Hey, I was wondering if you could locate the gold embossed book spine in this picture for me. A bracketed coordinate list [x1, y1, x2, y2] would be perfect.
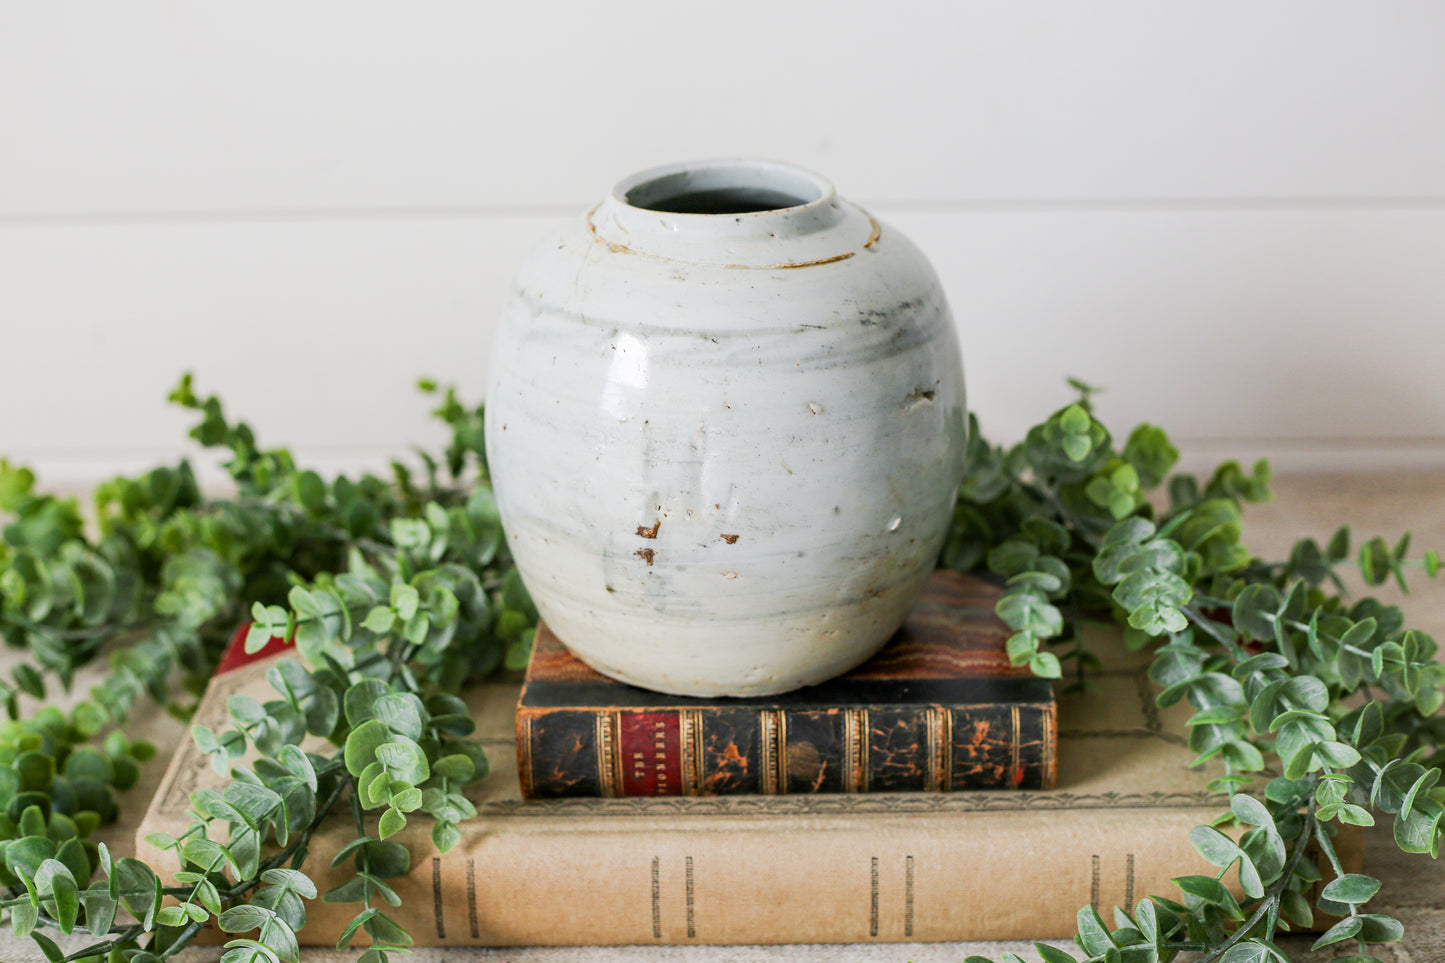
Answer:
[515, 571, 1058, 798]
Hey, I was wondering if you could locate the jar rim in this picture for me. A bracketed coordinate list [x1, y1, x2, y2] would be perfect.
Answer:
[591, 159, 872, 267]
[610, 159, 836, 217]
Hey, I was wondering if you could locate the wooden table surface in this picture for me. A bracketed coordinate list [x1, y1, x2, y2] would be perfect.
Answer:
[3, 474, 1443, 963]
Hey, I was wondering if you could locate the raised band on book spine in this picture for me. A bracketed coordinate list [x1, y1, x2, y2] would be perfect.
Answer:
[760, 710, 782, 795]
[848, 708, 868, 793]
[517, 715, 535, 798]
[929, 705, 949, 792]
[684, 709, 704, 795]
[597, 712, 618, 797]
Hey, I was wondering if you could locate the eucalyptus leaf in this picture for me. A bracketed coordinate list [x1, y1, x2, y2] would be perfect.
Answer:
[1074, 906, 1115, 956]
[10, 897, 37, 939]
[1312, 914, 1364, 949]
[1219, 941, 1281, 963]
[1321, 874, 1381, 906]
[371, 693, 426, 742]
[364, 910, 414, 948]
[218, 903, 277, 933]
[374, 739, 430, 786]
[345, 719, 392, 776]
[82, 885, 118, 937]
[1188, 825, 1240, 868]
[262, 867, 319, 900]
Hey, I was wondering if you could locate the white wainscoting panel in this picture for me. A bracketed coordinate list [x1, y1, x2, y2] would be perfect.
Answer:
[2, 2, 1444, 217]
[3, 206, 1442, 485]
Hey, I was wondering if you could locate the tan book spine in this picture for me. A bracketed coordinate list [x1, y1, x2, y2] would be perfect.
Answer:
[140, 801, 1363, 947]
[363, 811, 1212, 945]
[138, 789, 1255, 945]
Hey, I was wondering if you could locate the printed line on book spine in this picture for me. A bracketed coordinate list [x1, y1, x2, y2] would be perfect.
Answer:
[685, 856, 696, 939]
[1090, 854, 1101, 913]
[869, 856, 880, 937]
[905, 854, 915, 938]
[650, 856, 662, 939]
[466, 858, 480, 939]
[431, 857, 445, 940]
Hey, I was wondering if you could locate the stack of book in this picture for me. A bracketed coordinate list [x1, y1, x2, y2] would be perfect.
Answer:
[136, 572, 1356, 946]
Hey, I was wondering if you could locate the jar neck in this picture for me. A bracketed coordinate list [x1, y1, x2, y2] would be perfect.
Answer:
[588, 159, 876, 268]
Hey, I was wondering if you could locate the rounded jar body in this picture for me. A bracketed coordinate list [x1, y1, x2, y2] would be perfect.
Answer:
[485, 160, 966, 697]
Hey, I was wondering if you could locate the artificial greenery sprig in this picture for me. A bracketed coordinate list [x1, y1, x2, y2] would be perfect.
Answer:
[0, 377, 528, 962]
[0, 379, 1441, 963]
[945, 392, 1443, 963]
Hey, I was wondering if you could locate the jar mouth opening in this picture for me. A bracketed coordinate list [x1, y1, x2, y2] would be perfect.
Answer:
[616, 160, 833, 216]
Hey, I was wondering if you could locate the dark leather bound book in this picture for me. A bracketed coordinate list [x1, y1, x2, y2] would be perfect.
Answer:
[516, 571, 1057, 798]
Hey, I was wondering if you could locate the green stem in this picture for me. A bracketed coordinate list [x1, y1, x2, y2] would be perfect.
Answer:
[1313, 820, 1346, 880]
[198, 496, 397, 560]
[345, 772, 377, 918]
[1183, 604, 1239, 648]
[155, 768, 350, 959]
[49, 759, 352, 962]
[10, 619, 154, 643]
[55, 924, 148, 963]
[219, 766, 350, 902]
[158, 919, 207, 960]
[1191, 793, 1320, 963]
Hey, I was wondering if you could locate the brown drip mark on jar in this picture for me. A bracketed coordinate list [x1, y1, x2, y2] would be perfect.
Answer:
[636, 519, 662, 539]
[863, 216, 882, 248]
[634, 548, 655, 565]
[746, 252, 855, 270]
[745, 217, 878, 268]
[720, 534, 740, 544]
[586, 206, 630, 254]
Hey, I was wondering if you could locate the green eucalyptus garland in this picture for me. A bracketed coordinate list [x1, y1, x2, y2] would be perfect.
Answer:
[0, 377, 1441, 963]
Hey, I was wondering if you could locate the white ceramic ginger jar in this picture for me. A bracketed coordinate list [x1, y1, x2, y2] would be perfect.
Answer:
[485, 159, 965, 697]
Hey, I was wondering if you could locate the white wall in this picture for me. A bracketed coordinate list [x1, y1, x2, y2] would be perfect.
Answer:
[3, 2, 1444, 486]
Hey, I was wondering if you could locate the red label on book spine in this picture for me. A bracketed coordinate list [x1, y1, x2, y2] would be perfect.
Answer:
[618, 712, 682, 796]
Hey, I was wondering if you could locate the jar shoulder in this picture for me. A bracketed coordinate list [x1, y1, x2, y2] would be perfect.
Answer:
[505, 213, 951, 341]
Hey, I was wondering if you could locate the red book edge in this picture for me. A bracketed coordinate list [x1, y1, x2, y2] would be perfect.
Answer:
[215, 622, 295, 676]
